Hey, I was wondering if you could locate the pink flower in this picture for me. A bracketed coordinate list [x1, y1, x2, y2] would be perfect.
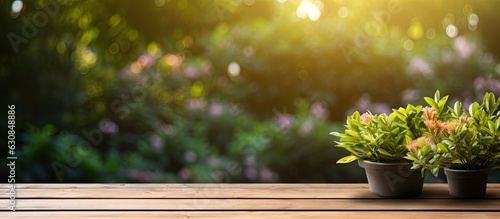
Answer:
[402, 89, 420, 104]
[360, 112, 373, 124]
[347, 94, 391, 116]
[99, 119, 119, 134]
[409, 56, 433, 79]
[178, 167, 192, 181]
[186, 99, 207, 110]
[209, 102, 225, 116]
[182, 65, 199, 79]
[310, 101, 329, 119]
[260, 167, 274, 182]
[275, 114, 295, 129]
[149, 135, 164, 150]
[127, 169, 161, 182]
[453, 36, 476, 60]
[406, 137, 430, 151]
[184, 151, 197, 163]
[299, 119, 314, 137]
[245, 167, 257, 180]
[245, 155, 256, 167]
[422, 107, 438, 121]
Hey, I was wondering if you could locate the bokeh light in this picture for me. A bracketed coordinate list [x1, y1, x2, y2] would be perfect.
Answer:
[338, 7, 348, 18]
[296, 0, 322, 21]
[403, 39, 414, 51]
[11, 0, 23, 13]
[446, 24, 458, 38]
[227, 62, 240, 77]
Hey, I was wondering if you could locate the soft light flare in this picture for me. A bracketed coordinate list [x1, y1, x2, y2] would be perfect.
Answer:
[296, 0, 322, 21]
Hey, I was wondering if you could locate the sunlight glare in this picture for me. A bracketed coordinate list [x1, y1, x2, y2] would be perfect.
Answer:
[296, 0, 322, 21]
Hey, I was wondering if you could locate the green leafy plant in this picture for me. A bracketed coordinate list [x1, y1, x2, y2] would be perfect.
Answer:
[405, 91, 500, 176]
[330, 104, 423, 163]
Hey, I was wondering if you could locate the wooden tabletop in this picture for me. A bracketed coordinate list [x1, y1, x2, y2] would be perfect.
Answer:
[1, 183, 499, 218]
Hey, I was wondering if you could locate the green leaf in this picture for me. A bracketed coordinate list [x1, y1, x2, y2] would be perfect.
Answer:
[431, 167, 439, 176]
[437, 95, 449, 111]
[329, 131, 341, 136]
[453, 101, 462, 117]
[424, 97, 438, 110]
[404, 155, 418, 161]
[488, 120, 496, 133]
[336, 155, 358, 164]
[434, 90, 441, 102]
[437, 143, 449, 152]
[469, 102, 480, 117]
[377, 148, 393, 157]
[345, 130, 360, 137]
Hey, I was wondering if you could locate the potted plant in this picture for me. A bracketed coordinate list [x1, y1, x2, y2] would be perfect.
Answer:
[330, 104, 425, 197]
[405, 91, 500, 198]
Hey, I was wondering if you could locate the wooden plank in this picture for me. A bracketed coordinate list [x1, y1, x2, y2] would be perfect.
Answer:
[1, 211, 500, 219]
[3, 198, 500, 211]
[1, 184, 499, 199]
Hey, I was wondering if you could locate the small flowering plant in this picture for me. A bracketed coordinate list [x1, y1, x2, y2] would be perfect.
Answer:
[331, 104, 424, 163]
[405, 91, 500, 176]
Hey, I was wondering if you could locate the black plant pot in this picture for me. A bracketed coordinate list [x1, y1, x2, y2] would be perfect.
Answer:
[444, 168, 491, 199]
[358, 160, 424, 198]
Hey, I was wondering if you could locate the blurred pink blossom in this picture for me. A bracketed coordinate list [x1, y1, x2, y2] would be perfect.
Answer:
[245, 167, 257, 180]
[409, 56, 433, 79]
[275, 113, 295, 129]
[178, 167, 192, 181]
[184, 151, 197, 163]
[186, 99, 207, 110]
[99, 119, 119, 134]
[245, 155, 256, 167]
[137, 53, 155, 68]
[474, 76, 500, 94]
[310, 101, 329, 119]
[260, 167, 274, 182]
[127, 169, 161, 182]
[182, 65, 199, 79]
[209, 102, 225, 116]
[299, 119, 314, 137]
[453, 36, 476, 60]
[149, 135, 164, 150]
[346, 94, 392, 116]
[402, 89, 420, 104]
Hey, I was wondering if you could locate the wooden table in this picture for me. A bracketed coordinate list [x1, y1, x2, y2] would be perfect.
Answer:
[1, 184, 499, 218]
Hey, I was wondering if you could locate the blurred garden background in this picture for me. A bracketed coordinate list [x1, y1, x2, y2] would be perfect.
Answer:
[1, 0, 500, 182]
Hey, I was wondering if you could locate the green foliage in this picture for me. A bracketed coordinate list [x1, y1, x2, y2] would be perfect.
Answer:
[331, 104, 423, 163]
[406, 91, 500, 176]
